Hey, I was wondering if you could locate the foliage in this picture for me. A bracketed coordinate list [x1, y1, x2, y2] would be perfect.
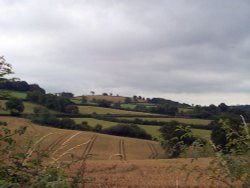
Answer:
[0, 121, 89, 187]
[210, 115, 248, 154]
[185, 116, 250, 187]
[27, 91, 78, 113]
[102, 124, 152, 140]
[5, 97, 24, 116]
[0, 56, 13, 79]
[96, 99, 112, 108]
[65, 104, 79, 114]
[150, 104, 178, 116]
[159, 121, 196, 158]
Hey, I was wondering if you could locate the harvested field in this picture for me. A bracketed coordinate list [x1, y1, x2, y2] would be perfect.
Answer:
[0, 117, 164, 160]
[69, 158, 227, 188]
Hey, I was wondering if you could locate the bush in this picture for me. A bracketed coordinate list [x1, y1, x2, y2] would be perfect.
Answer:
[0, 120, 89, 187]
[159, 121, 196, 158]
[102, 124, 152, 140]
[5, 97, 24, 116]
[210, 115, 248, 153]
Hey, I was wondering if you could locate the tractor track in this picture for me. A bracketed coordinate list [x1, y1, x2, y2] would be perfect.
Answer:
[81, 135, 98, 159]
[118, 139, 127, 161]
[147, 143, 158, 159]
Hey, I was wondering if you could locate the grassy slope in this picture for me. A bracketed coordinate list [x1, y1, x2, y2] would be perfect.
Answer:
[0, 89, 27, 99]
[71, 118, 211, 139]
[117, 117, 212, 125]
[1, 117, 164, 160]
[77, 105, 152, 115]
[0, 100, 57, 114]
[0, 119, 219, 187]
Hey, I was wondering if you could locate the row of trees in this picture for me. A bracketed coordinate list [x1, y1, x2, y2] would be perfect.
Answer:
[0, 78, 45, 94]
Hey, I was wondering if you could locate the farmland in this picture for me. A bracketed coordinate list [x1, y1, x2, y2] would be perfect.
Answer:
[77, 105, 153, 115]
[0, 89, 27, 99]
[116, 117, 212, 125]
[1, 116, 224, 187]
[70, 118, 211, 139]
[1, 117, 165, 160]
[0, 100, 57, 114]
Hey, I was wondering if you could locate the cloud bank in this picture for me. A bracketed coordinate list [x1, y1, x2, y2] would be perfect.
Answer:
[1, 0, 250, 105]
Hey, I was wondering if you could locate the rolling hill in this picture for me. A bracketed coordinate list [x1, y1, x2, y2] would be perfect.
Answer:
[1, 117, 165, 160]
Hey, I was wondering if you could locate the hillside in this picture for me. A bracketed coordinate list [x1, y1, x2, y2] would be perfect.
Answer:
[1, 117, 165, 160]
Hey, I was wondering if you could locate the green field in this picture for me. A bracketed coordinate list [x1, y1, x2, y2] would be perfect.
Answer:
[116, 117, 211, 125]
[71, 118, 117, 128]
[70, 118, 210, 140]
[77, 105, 152, 115]
[120, 103, 156, 110]
[192, 129, 211, 139]
[0, 100, 57, 114]
[120, 103, 136, 109]
[0, 90, 27, 99]
[178, 107, 194, 113]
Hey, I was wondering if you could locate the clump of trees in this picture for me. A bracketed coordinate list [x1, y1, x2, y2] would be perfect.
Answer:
[0, 78, 45, 94]
[159, 121, 197, 158]
[26, 91, 79, 114]
[5, 97, 24, 116]
[210, 115, 249, 154]
[31, 107, 87, 131]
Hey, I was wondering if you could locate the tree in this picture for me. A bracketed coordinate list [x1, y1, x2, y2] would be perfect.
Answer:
[0, 56, 13, 79]
[159, 121, 196, 158]
[81, 95, 87, 103]
[218, 103, 229, 112]
[124, 97, 132, 103]
[102, 124, 152, 140]
[5, 97, 24, 116]
[65, 105, 79, 114]
[97, 99, 112, 107]
[211, 115, 248, 153]
[58, 92, 74, 98]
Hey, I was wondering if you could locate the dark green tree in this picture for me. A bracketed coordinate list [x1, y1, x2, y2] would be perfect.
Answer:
[5, 97, 24, 116]
[159, 121, 196, 158]
[211, 115, 248, 154]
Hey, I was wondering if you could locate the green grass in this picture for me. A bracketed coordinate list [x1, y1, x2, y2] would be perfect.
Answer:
[137, 125, 161, 138]
[192, 129, 211, 139]
[178, 107, 194, 113]
[0, 90, 27, 99]
[71, 118, 161, 138]
[77, 105, 152, 115]
[120, 103, 137, 109]
[0, 100, 57, 114]
[116, 117, 211, 125]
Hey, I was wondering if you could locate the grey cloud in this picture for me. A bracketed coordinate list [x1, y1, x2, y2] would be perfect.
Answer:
[1, 0, 250, 105]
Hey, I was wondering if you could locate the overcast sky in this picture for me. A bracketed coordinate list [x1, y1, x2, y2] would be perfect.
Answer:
[1, 0, 250, 105]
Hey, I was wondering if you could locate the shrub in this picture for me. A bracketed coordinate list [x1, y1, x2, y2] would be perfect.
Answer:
[102, 124, 152, 140]
[5, 97, 24, 116]
[0, 121, 89, 187]
[159, 121, 196, 158]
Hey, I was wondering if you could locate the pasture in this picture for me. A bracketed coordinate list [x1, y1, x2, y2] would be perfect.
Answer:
[71, 118, 211, 139]
[116, 117, 212, 125]
[0, 100, 57, 114]
[77, 105, 152, 115]
[0, 89, 27, 99]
